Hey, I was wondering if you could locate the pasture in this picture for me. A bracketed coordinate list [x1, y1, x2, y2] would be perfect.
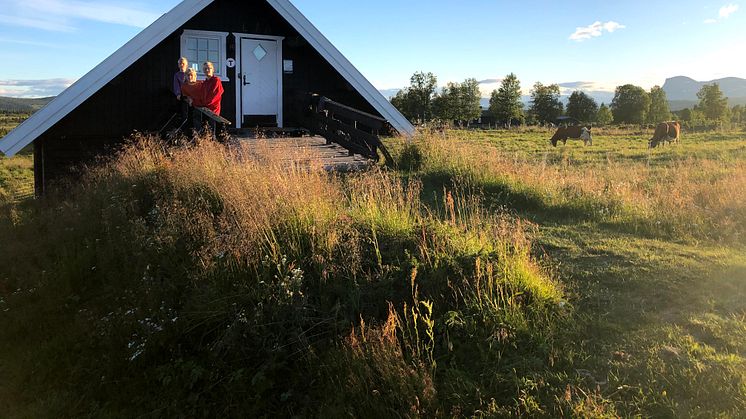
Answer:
[0, 114, 33, 203]
[0, 127, 745, 417]
[410, 127, 746, 415]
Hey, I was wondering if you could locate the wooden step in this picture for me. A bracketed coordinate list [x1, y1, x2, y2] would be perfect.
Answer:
[233, 135, 372, 172]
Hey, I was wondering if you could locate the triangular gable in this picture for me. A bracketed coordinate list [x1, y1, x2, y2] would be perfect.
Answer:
[0, 0, 213, 157]
[0, 0, 414, 158]
[266, 0, 414, 137]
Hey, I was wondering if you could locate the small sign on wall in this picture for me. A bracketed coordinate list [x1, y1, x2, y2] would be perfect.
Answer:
[226, 58, 236, 68]
[283, 60, 294, 74]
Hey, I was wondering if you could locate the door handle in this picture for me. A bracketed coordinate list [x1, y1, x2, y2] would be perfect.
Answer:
[243, 74, 251, 86]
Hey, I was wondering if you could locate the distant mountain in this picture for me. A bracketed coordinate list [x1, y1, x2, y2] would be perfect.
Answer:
[663, 76, 746, 110]
[0, 96, 55, 113]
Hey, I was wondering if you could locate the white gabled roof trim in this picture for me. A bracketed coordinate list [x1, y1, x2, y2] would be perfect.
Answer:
[266, 0, 414, 137]
[0, 0, 214, 157]
[0, 0, 413, 157]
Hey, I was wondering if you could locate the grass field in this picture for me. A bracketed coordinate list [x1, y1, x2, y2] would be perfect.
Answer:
[0, 113, 33, 203]
[0, 127, 744, 417]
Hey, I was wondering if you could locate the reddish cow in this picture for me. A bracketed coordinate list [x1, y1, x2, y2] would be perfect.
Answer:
[550, 126, 592, 146]
[649, 121, 681, 148]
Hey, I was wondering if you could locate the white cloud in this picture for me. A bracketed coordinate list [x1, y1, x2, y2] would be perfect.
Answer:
[0, 0, 162, 32]
[569, 21, 626, 41]
[0, 14, 75, 32]
[704, 3, 739, 24]
[719, 3, 739, 18]
[602, 21, 625, 32]
[557, 81, 617, 92]
[0, 78, 76, 98]
[0, 37, 70, 48]
[23, 0, 161, 28]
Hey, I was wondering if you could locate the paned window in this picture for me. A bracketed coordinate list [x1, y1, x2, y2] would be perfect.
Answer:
[180, 30, 229, 81]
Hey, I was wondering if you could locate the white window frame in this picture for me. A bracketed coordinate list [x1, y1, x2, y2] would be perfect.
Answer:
[180, 30, 229, 82]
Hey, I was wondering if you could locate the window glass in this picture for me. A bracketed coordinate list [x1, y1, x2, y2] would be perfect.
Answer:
[181, 32, 227, 78]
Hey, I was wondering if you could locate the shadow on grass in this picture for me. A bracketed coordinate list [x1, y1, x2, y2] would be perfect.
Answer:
[420, 170, 605, 224]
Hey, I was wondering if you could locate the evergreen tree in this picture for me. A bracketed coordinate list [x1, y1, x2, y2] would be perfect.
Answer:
[566, 91, 598, 123]
[489, 73, 523, 128]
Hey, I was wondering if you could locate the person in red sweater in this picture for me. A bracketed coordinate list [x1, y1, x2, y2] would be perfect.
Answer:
[180, 68, 204, 107]
[201, 61, 224, 115]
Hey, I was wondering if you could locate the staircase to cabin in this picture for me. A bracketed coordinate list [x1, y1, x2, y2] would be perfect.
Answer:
[230, 95, 393, 171]
[300, 95, 393, 165]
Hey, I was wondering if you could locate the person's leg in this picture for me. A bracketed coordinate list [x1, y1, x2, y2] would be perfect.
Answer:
[192, 109, 203, 141]
[179, 98, 189, 122]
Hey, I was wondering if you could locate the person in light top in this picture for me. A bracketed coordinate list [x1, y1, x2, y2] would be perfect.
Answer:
[173, 57, 188, 99]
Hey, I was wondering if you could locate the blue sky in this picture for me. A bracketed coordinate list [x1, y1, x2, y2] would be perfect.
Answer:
[0, 0, 744, 98]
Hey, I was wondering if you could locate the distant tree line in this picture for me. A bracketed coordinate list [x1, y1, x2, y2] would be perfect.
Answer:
[390, 72, 482, 126]
[390, 71, 738, 129]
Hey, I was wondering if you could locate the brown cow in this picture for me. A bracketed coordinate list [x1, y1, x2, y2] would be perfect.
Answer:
[649, 121, 680, 148]
[550, 126, 592, 146]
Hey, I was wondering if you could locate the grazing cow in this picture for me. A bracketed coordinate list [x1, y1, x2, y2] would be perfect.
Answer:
[550, 126, 592, 146]
[649, 121, 681, 148]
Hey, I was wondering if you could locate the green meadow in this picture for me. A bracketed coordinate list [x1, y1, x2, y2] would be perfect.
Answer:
[1, 127, 744, 417]
[0, 114, 33, 203]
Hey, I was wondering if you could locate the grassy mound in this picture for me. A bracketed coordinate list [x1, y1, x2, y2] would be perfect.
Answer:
[3, 128, 744, 417]
[0, 135, 567, 416]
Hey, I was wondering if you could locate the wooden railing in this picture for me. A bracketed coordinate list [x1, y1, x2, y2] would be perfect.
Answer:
[303, 95, 393, 165]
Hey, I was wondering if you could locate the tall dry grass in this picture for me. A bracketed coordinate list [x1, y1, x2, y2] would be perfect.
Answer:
[416, 131, 746, 242]
[1, 133, 566, 416]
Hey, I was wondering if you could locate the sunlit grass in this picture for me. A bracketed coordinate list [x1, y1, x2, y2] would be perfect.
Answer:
[403, 128, 746, 242]
[1, 126, 744, 416]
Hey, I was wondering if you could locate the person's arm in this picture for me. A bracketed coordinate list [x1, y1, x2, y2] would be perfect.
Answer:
[173, 73, 182, 99]
[203, 78, 224, 114]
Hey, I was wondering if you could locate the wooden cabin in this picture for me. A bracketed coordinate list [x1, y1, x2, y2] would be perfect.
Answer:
[0, 0, 414, 193]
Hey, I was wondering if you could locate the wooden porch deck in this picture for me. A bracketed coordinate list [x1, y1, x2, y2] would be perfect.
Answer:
[233, 134, 373, 172]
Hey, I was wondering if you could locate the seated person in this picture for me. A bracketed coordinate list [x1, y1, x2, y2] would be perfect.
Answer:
[200, 61, 224, 115]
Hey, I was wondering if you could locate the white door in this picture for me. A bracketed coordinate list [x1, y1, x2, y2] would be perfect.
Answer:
[240, 37, 281, 124]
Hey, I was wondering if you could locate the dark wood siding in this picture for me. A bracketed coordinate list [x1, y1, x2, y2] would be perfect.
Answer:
[35, 0, 382, 189]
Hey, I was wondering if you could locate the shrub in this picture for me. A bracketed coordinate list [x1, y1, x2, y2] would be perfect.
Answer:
[397, 141, 425, 171]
